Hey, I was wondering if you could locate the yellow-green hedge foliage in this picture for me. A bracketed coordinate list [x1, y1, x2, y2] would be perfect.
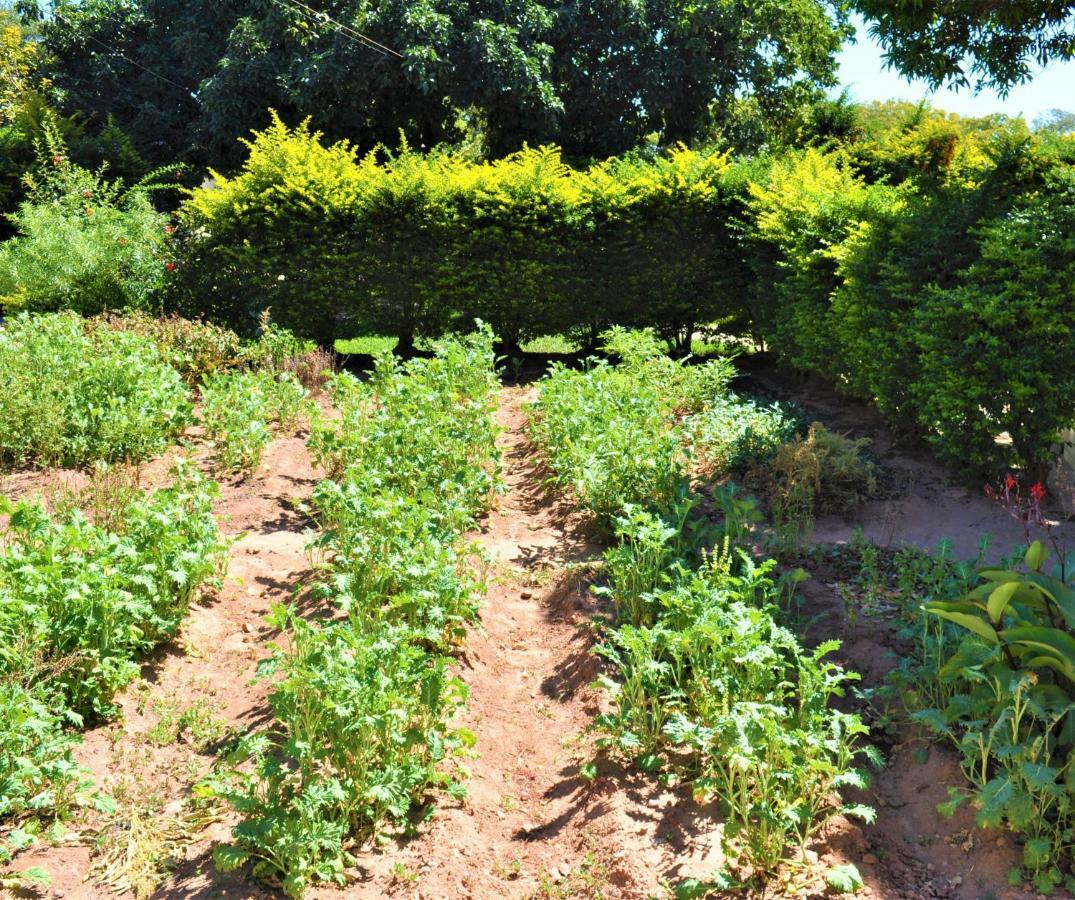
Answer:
[173, 114, 751, 348]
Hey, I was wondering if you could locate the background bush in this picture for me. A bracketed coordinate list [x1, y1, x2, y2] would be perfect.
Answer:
[160, 104, 1075, 477]
[0, 143, 173, 315]
[746, 111, 1075, 476]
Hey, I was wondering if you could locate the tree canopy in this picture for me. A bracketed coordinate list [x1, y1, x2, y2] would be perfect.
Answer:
[29, 0, 852, 166]
[852, 1, 1075, 92]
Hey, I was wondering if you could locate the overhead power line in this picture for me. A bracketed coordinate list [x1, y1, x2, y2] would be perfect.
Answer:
[270, 0, 403, 58]
[55, 13, 197, 95]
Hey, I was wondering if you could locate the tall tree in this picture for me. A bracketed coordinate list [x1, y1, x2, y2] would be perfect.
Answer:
[33, 0, 852, 166]
[853, 1, 1075, 92]
[550, 0, 852, 159]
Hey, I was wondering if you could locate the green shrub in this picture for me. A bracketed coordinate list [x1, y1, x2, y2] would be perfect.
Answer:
[0, 143, 173, 315]
[0, 312, 192, 467]
[747, 124, 1075, 477]
[910, 162, 1075, 473]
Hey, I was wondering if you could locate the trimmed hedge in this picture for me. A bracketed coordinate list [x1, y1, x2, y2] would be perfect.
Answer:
[173, 116, 753, 350]
[173, 107, 1075, 477]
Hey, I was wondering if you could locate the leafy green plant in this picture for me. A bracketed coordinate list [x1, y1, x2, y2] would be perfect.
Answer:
[592, 525, 877, 881]
[530, 354, 688, 529]
[0, 462, 225, 861]
[886, 475, 1075, 893]
[0, 681, 88, 863]
[200, 370, 308, 476]
[309, 325, 501, 530]
[0, 312, 192, 468]
[210, 611, 472, 897]
[531, 339, 877, 886]
[0, 462, 226, 719]
[209, 326, 499, 896]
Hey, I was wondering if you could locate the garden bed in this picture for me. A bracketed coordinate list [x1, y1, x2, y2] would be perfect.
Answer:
[4, 342, 1075, 900]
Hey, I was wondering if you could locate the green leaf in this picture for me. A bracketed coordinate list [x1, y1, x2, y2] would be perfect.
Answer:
[841, 803, 876, 824]
[937, 786, 965, 818]
[925, 603, 998, 644]
[1026, 541, 1049, 571]
[1002, 626, 1075, 681]
[213, 843, 249, 873]
[979, 568, 1021, 583]
[977, 777, 1016, 829]
[1024, 837, 1052, 868]
[825, 864, 865, 893]
[19, 867, 51, 887]
[987, 581, 1020, 623]
[673, 872, 735, 898]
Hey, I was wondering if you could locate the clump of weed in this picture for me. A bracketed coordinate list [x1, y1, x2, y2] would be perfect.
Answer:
[86, 311, 244, 385]
[751, 423, 876, 550]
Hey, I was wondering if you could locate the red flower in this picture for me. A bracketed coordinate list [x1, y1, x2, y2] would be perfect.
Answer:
[82, 189, 92, 198]
[1031, 482, 1047, 503]
[1005, 473, 1018, 491]
[51, 154, 62, 166]
[165, 262, 176, 272]
[163, 225, 175, 235]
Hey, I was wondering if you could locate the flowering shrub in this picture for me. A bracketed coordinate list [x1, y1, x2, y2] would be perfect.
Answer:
[0, 138, 174, 315]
